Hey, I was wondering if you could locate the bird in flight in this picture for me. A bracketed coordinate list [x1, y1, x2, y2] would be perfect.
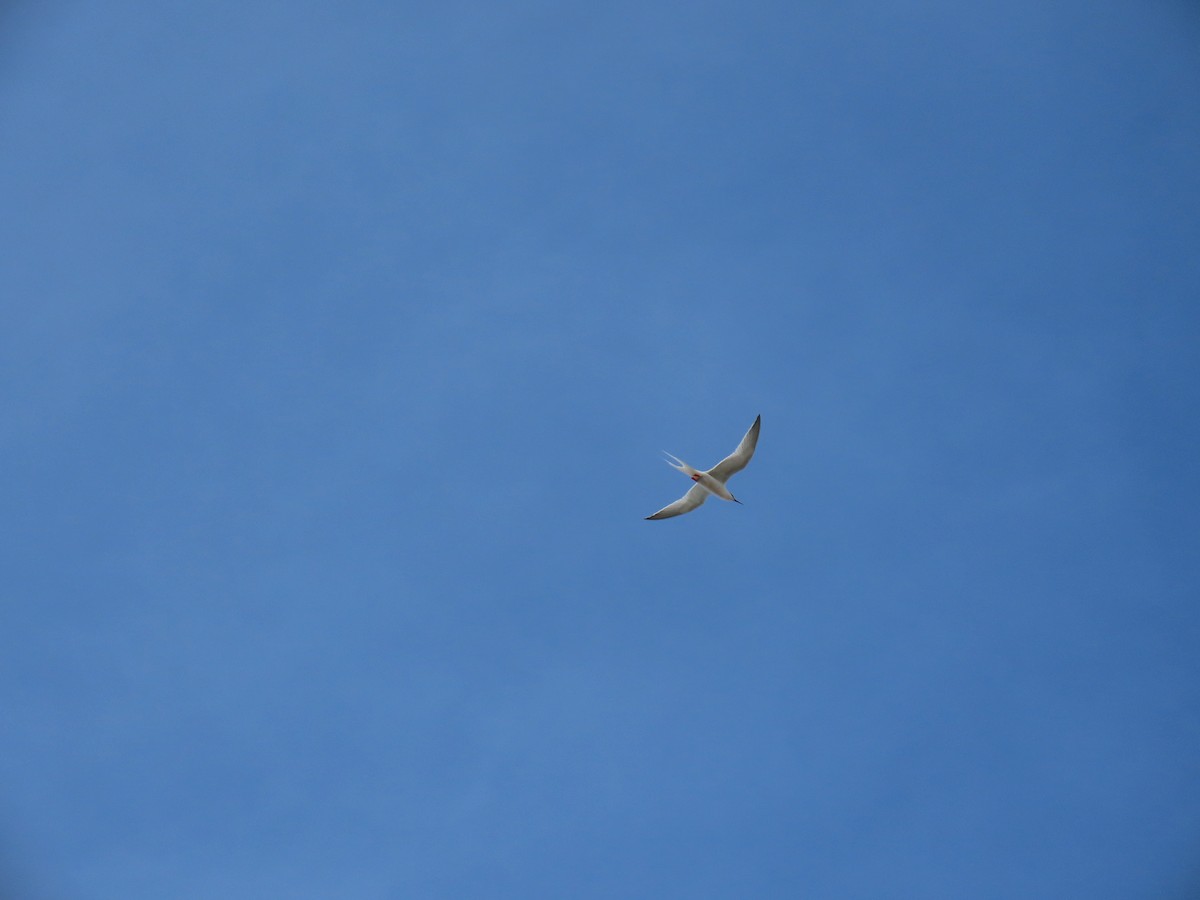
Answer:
[645, 415, 761, 520]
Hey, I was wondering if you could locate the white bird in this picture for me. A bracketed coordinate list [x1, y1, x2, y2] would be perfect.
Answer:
[645, 415, 761, 520]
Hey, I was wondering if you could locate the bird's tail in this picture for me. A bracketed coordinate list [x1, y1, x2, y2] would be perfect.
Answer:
[663, 452, 701, 478]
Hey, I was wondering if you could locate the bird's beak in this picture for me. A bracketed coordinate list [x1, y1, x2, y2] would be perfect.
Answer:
[733, 497, 743, 505]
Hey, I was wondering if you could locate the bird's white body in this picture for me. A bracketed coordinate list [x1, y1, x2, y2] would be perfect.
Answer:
[645, 415, 761, 520]
[662, 454, 737, 501]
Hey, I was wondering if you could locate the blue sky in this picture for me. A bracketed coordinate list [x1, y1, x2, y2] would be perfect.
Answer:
[2, 2, 1199, 897]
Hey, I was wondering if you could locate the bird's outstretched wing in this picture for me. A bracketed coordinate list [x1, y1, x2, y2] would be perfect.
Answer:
[707, 415, 761, 483]
[645, 483, 709, 520]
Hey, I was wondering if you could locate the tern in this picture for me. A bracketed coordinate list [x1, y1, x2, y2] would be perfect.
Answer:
[645, 415, 761, 520]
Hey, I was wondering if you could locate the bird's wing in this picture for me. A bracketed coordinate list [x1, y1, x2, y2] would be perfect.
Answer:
[645, 483, 709, 520]
[707, 415, 761, 483]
